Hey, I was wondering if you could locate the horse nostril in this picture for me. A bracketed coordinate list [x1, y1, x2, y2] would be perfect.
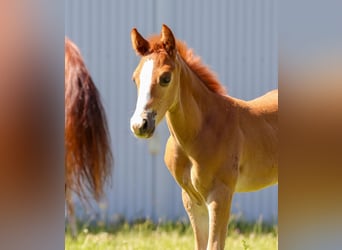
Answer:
[141, 118, 148, 131]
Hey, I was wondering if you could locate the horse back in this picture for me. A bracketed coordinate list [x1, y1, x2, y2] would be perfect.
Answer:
[246, 89, 278, 129]
[248, 89, 278, 114]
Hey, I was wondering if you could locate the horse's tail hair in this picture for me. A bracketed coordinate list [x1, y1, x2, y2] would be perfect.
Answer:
[65, 37, 112, 201]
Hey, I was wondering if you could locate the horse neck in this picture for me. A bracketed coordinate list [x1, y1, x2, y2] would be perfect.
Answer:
[165, 56, 226, 146]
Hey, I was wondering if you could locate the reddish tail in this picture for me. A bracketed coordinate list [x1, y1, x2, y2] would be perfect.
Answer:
[65, 38, 112, 201]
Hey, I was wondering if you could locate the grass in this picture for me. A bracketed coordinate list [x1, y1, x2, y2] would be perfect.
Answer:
[65, 218, 278, 250]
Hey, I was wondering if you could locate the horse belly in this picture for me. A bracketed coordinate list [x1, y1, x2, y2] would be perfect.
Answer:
[234, 162, 278, 192]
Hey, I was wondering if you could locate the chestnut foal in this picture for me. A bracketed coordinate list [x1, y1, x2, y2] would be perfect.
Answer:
[130, 25, 278, 250]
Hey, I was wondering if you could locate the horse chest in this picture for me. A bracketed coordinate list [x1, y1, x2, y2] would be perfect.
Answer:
[172, 160, 211, 204]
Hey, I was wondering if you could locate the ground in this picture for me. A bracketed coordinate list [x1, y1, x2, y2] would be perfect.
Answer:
[65, 219, 278, 250]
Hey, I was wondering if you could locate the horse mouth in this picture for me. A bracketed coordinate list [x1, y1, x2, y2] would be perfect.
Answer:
[133, 125, 155, 139]
[138, 127, 155, 138]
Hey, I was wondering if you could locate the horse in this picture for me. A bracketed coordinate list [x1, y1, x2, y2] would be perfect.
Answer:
[129, 25, 278, 250]
[65, 37, 112, 237]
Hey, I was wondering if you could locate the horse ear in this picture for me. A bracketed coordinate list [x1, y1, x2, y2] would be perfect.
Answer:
[131, 28, 150, 56]
[160, 24, 176, 56]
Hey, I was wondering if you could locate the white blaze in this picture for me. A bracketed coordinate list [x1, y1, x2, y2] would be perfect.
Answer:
[130, 59, 154, 131]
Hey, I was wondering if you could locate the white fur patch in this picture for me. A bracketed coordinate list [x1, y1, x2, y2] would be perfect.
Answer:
[130, 59, 154, 130]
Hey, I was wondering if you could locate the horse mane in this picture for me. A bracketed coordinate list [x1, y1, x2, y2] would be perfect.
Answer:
[65, 37, 112, 201]
[147, 35, 227, 95]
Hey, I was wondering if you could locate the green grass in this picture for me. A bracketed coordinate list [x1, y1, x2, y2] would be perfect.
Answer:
[65, 219, 278, 250]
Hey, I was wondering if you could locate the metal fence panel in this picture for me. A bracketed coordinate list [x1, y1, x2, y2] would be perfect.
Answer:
[65, 0, 278, 223]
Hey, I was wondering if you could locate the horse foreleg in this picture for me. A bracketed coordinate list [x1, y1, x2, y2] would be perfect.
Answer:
[206, 184, 233, 250]
[182, 189, 209, 250]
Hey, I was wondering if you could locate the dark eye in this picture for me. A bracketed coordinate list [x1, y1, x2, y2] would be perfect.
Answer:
[159, 72, 171, 86]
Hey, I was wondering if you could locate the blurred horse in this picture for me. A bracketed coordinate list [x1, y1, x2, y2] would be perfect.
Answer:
[130, 25, 278, 250]
[65, 38, 112, 237]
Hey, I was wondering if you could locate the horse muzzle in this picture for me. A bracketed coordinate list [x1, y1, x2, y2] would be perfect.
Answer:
[130, 111, 156, 138]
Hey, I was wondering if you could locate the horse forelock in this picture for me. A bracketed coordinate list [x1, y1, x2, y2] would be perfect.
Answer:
[146, 35, 227, 96]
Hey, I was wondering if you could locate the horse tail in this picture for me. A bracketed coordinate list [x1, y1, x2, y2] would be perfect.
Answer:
[65, 37, 112, 201]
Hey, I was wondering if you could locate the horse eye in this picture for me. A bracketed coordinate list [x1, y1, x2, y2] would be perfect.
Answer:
[159, 72, 171, 86]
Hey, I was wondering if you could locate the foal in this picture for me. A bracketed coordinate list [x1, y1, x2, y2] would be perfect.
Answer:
[130, 25, 278, 250]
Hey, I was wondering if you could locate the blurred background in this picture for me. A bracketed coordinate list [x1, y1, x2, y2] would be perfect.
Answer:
[65, 0, 278, 224]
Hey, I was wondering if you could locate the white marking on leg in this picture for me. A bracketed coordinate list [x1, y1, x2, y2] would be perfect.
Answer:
[130, 59, 154, 131]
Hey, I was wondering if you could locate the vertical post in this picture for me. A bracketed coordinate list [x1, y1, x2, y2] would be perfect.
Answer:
[148, 131, 161, 222]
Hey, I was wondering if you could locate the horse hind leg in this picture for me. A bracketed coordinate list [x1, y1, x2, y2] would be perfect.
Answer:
[182, 189, 209, 250]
